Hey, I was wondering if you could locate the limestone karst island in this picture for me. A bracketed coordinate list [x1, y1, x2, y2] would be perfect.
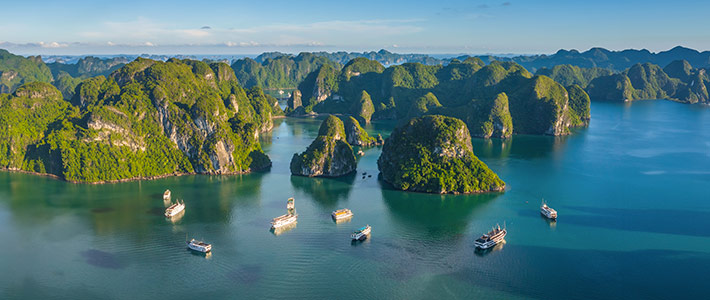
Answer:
[1, 1, 709, 299]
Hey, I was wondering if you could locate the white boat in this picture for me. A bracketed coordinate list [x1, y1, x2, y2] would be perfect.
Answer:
[474, 224, 507, 250]
[163, 189, 171, 200]
[271, 213, 298, 229]
[332, 208, 353, 221]
[186, 238, 212, 253]
[351, 225, 371, 241]
[164, 201, 185, 217]
[540, 200, 557, 220]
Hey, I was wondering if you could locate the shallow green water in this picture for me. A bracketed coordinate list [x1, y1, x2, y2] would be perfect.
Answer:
[1, 101, 709, 299]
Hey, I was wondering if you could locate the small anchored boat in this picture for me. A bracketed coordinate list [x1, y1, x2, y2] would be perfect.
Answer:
[163, 189, 171, 200]
[271, 213, 298, 229]
[186, 238, 212, 253]
[332, 208, 353, 222]
[351, 225, 371, 241]
[540, 199, 558, 220]
[164, 200, 185, 217]
[474, 224, 507, 250]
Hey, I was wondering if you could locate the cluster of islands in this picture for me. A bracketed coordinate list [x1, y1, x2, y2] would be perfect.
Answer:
[0, 46, 708, 194]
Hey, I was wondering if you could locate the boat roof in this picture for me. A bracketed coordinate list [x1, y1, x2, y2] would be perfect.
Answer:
[272, 214, 297, 221]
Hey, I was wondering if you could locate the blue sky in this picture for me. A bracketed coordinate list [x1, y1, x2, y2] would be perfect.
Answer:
[1, 0, 709, 55]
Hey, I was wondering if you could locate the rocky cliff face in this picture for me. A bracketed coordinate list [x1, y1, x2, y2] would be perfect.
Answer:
[287, 89, 302, 110]
[0, 58, 278, 183]
[377, 115, 505, 194]
[343, 116, 382, 146]
[585, 61, 710, 104]
[468, 92, 513, 139]
[290, 115, 357, 177]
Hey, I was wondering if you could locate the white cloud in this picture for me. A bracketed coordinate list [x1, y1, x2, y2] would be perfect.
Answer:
[39, 41, 68, 48]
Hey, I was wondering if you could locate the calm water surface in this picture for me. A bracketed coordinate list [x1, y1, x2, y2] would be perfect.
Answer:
[1, 101, 709, 299]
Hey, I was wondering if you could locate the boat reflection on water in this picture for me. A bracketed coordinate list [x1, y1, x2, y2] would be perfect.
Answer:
[188, 248, 213, 259]
[270, 222, 297, 236]
[541, 214, 557, 228]
[166, 209, 185, 223]
[351, 235, 371, 246]
[474, 240, 505, 257]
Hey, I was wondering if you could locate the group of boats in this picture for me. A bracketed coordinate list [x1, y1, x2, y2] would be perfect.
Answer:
[163, 189, 212, 253]
[164, 188, 557, 253]
[166, 193, 371, 254]
[269, 198, 371, 241]
[474, 199, 558, 250]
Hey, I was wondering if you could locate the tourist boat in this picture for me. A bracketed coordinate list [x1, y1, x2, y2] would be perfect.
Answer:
[332, 208, 353, 221]
[474, 224, 507, 250]
[351, 225, 371, 241]
[164, 200, 185, 217]
[186, 238, 212, 253]
[163, 189, 171, 200]
[271, 213, 298, 230]
[540, 199, 558, 220]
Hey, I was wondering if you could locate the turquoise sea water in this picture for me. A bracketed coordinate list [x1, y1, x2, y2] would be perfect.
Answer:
[1, 100, 709, 299]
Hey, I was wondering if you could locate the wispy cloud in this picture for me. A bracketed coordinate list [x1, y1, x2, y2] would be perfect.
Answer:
[74, 17, 424, 47]
[502, 2, 512, 6]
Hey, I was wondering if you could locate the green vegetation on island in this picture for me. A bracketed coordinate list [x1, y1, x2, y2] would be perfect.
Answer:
[342, 116, 381, 147]
[0, 57, 281, 182]
[0, 49, 53, 93]
[289, 58, 589, 137]
[377, 115, 505, 194]
[231, 53, 341, 90]
[586, 61, 709, 103]
[290, 115, 357, 177]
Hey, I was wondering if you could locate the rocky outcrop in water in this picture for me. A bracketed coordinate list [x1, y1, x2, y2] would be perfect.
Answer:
[290, 115, 357, 177]
[343, 116, 382, 147]
[0, 58, 280, 182]
[377, 115, 505, 194]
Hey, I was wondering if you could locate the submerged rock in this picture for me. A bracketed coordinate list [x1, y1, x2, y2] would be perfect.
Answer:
[290, 115, 357, 177]
[377, 115, 505, 194]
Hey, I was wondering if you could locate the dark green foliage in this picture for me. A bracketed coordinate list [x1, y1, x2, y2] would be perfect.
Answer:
[53, 72, 83, 99]
[585, 61, 709, 103]
[342, 116, 377, 146]
[298, 64, 340, 110]
[0, 49, 53, 93]
[566, 84, 591, 126]
[350, 90, 375, 123]
[377, 115, 505, 194]
[624, 63, 678, 99]
[0, 83, 68, 169]
[341, 57, 385, 81]
[663, 60, 693, 82]
[299, 58, 586, 136]
[47, 56, 127, 79]
[586, 73, 635, 101]
[290, 115, 356, 177]
[505, 75, 571, 135]
[232, 53, 341, 90]
[317, 115, 346, 138]
[0, 58, 275, 182]
[466, 93, 513, 138]
[536, 64, 613, 87]
[482, 46, 710, 72]
[406, 92, 441, 119]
